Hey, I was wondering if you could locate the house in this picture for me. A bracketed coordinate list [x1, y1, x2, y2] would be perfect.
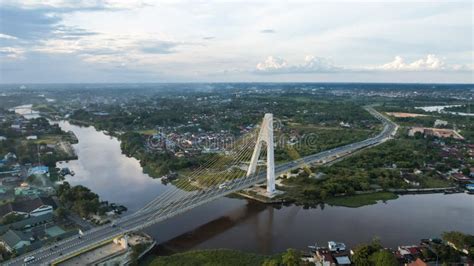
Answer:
[313, 247, 336, 266]
[434, 119, 448, 127]
[398, 245, 421, 262]
[0, 197, 56, 218]
[10, 124, 20, 130]
[14, 185, 41, 197]
[28, 166, 49, 177]
[0, 229, 32, 252]
[26, 135, 37, 140]
[3, 152, 16, 161]
[0, 136, 6, 141]
[333, 255, 351, 265]
[408, 258, 429, 266]
[328, 241, 346, 252]
[466, 184, 474, 194]
[0, 213, 53, 235]
[404, 178, 420, 187]
[450, 173, 470, 183]
[339, 122, 351, 128]
[402, 172, 421, 187]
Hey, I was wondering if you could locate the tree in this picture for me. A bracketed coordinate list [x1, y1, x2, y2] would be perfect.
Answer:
[352, 245, 372, 266]
[352, 239, 382, 266]
[282, 248, 301, 266]
[370, 250, 398, 266]
[442, 231, 474, 250]
[0, 213, 25, 225]
[54, 207, 68, 219]
[262, 258, 279, 266]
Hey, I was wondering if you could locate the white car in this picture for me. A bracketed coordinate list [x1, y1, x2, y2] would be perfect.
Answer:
[219, 183, 229, 189]
[24, 256, 35, 263]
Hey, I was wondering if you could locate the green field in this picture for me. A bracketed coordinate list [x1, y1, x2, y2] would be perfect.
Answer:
[144, 249, 276, 266]
[325, 192, 398, 208]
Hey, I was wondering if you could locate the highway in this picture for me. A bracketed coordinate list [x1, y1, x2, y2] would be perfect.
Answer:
[5, 106, 397, 266]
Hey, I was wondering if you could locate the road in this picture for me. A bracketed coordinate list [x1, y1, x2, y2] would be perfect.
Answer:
[5, 107, 397, 266]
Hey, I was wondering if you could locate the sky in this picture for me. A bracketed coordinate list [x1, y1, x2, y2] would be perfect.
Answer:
[0, 0, 473, 84]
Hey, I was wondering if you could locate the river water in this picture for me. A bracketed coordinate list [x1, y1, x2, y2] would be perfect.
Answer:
[55, 121, 474, 253]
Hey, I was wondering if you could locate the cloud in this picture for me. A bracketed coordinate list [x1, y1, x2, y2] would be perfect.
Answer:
[376, 54, 444, 71]
[0, 5, 179, 63]
[256, 56, 288, 71]
[0, 33, 18, 40]
[254, 54, 472, 75]
[0, 47, 25, 59]
[1, 0, 151, 11]
[139, 40, 180, 54]
[202, 36, 215, 40]
[54, 26, 98, 40]
[371, 54, 472, 72]
[0, 7, 62, 41]
[255, 55, 340, 74]
[260, 29, 275, 34]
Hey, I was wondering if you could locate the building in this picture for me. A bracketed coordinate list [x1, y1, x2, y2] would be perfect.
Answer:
[313, 247, 336, 266]
[333, 255, 351, 265]
[0, 229, 32, 252]
[0, 213, 53, 235]
[408, 127, 464, 140]
[26, 135, 37, 140]
[467, 184, 474, 194]
[408, 258, 429, 266]
[3, 152, 17, 162]
[0, 136, 6, 141]
[402, 172, 421, 187]
[434, 119, 448, 127]
[0, 197, 56, 218]
[398, 245, 421, 263]
[28, 166, 49, 177]
[450, 173, 470, 183]
[328, 241, 346, 252]
[14, 186, 42, 197]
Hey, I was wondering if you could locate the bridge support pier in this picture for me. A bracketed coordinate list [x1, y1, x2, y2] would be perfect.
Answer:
[247, 113, 276, 197]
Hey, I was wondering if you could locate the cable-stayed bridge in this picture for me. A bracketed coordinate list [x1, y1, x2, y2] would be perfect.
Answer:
[6, 106, 397, 265]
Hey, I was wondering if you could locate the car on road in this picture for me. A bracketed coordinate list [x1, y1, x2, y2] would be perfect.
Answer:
[23, 256, 35, 263]
[219, 183, 229, 189]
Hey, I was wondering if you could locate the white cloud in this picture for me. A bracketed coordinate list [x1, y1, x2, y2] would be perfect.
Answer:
[255, 54, 472, 75]
[0, 33, 18, 40]
[1, 1, 472, 83]
[376, 54, 445, 71]
[2, 0, 152, 10]
[256, 55, 339, 74]
[256, 56, 288, 71]
[0, 47, 25, 59]
[371, 54, 473, 72]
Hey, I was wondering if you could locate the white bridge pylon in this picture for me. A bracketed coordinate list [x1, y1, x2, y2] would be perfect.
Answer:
[246, 113, 276, 196]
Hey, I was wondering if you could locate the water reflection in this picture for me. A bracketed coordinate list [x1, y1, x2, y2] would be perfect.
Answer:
[55, 121, 168, 212]
[146, 193, 474, 254]
[55, 120, 474, 254]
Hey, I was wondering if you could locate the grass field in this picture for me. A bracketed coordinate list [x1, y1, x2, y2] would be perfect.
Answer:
[420, 177, 453, 188]
[144, 249, 277, 266]
[325, 192, 398, 208]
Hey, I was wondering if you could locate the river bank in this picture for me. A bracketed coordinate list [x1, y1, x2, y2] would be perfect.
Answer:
[50, 120, 473, 255]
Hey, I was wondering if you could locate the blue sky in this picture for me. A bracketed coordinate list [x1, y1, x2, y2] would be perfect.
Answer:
[0, 0, 472, 83]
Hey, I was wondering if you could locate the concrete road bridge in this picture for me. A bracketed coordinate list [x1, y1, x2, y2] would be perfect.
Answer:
[5, 106, 398, 265]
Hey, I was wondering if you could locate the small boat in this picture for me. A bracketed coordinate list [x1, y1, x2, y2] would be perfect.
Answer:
[444, 189, 456, 194]
[308, 243, 318, 251]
